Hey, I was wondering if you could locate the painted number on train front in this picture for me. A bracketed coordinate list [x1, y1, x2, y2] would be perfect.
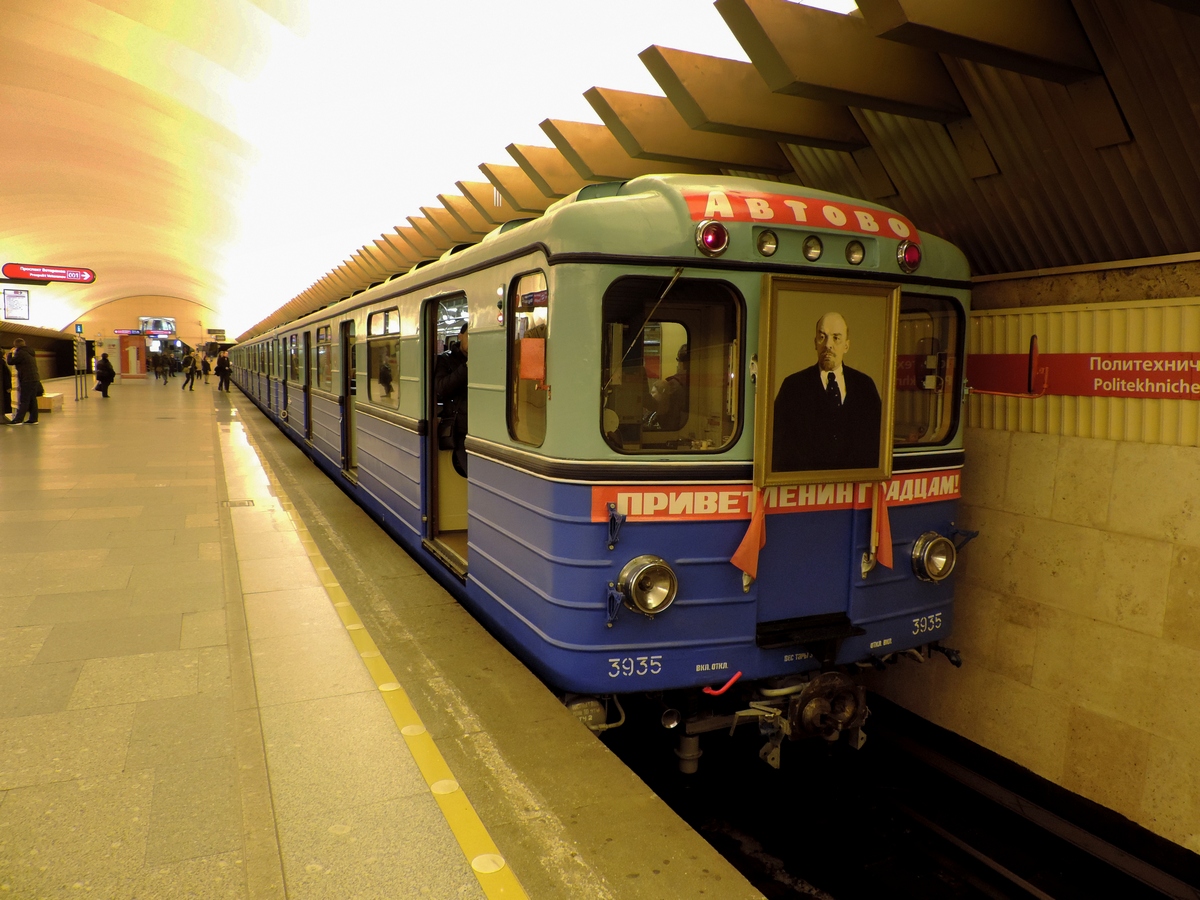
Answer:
[608, 655, 663, 677]
[912, 612, 944, 635]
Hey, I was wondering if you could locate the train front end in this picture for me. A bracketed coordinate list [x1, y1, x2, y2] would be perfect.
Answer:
[521, 175, 972, 765]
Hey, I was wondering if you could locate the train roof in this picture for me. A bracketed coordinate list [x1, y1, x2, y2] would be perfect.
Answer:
[261, 174, 969, 336]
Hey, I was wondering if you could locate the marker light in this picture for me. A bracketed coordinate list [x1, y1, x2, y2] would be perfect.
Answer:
[618, 555, 678, 615]
[756, 230, 778, 257]
[912, 532, 956, 582]
[802, 235, 823, 261]
[695, 220, 730, 257]
[897, 240, 922, 273]
[846, 240, 865, 265]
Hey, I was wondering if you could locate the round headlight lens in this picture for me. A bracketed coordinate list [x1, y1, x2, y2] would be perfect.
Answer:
[695, 220, 729, 257]
[756, 230, 778, 257]
[618, 555, 678, 615]
[912, 532, 956, 582]
[897, 239, 922, 273]
[802, 235, 823, 261]
[846, 240, 865, 265]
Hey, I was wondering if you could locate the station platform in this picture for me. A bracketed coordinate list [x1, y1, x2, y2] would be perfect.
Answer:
[0, 374, 764, 899]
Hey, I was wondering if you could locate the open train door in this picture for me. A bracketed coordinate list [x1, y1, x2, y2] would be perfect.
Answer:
[423, 295, 469, 574]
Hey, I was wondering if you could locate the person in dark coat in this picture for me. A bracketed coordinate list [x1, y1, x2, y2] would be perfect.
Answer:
[215, 351, 232, 392]
[201, 355, 212, 384]
[6, 338, 41, 425]
[434, 323, 468, 477]
[0, 346, 11, 417]
[772, 312, 882, 472]
[181, 352, 198, 391]
[94, 352, 116, 398]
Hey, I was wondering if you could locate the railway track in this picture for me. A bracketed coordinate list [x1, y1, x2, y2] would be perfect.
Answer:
[604, 695, 1200, 899]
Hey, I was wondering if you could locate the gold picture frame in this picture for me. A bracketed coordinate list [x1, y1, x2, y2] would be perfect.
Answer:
[753, 275, 900, 488]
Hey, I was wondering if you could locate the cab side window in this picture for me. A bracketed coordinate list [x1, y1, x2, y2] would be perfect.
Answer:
[893, 295, 963, 446]
[508, 272, 548, 446]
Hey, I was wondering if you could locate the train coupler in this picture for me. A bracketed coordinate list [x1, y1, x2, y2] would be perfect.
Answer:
[787, 672, 868, 742]
[932, 642, 963, 667]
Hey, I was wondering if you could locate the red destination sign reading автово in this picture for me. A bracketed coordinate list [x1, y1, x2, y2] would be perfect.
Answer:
[683, 190, 919, 243]
[3, 263, 96, 284]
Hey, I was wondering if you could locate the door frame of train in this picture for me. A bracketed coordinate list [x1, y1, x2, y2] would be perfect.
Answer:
[339, 320, 357, 477]
[423, 295, 469, 575]
[302, 330, 313, 441]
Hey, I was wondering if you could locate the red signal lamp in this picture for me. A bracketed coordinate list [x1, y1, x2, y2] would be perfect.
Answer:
[695, 220, 729, 257]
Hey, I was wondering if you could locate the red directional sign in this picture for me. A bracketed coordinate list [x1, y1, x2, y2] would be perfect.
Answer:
[3, 262, 96, 284]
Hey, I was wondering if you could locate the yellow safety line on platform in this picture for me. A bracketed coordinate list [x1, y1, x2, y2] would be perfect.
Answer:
[244, 435, 529, 900]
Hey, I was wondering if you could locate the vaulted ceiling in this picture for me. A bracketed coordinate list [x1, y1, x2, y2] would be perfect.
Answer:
[3, 0, 1198, 342]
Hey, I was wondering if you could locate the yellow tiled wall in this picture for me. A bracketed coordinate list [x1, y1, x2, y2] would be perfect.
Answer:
[869, 292, 1200, 852]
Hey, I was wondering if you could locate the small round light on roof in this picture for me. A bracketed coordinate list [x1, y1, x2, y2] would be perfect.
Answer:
[897, 240, 922, 273]
[802, 235, 823, 262]
[756, 230, 778, 257]
[846, 240, 865, 265]
[695, 220, 730, 257]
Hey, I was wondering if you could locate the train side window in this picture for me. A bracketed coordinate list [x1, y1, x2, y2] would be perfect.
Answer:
[367, 310, 400, 409]
[508, 272, 548, 446]
[894, 294, 963, 446]
[601, 276, 741, 453]
[315, 326, 333, 391]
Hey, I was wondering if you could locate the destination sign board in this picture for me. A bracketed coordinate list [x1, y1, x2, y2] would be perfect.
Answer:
[3, 263, 96, 284]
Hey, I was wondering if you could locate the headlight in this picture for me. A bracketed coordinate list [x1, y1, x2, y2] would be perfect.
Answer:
[802, 235, 823, 261]
[845, 240, 865, 265]
[912, 532, 956, 582]
[756, 230, 778, 257]
[618, 555, 678, 615]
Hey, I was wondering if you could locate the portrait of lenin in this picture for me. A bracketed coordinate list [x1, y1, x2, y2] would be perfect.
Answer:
[771, 311, 882, 471]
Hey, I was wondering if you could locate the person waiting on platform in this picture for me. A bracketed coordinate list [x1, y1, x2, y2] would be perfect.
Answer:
[94, 352, 116, 398]
[0, 345, 11, 418]
[215, 351, 232, 392]
[181, 352, 198, 391]
[201, 355, 211, 384]
[435, 323, 468, 478]
[6, 338, 41, 425]
[772, 311, 882, 471]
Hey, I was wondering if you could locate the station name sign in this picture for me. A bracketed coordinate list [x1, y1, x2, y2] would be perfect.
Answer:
[3, 262, 96, 284]
[971, 351, 1200, 399]
[683, 190, 919, 243]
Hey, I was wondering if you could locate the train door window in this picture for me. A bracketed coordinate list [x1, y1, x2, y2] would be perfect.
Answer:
[268, 341, 275, 377]
[893, 294, 963, 446]
[601, 276, 741, 453]
[367, 309, 400, 409]
[316, 326, 333, 391]
[508, 271, 548, 446]
[288, 334, 301, 383]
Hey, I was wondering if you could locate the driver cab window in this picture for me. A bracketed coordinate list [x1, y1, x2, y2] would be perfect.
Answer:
[601, 276, 741, 453]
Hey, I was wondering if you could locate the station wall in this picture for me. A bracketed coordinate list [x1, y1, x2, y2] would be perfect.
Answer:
[869, 262, 1200, 852]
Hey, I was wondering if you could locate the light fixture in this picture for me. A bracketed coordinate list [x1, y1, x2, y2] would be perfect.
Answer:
[802, 235, 823, 261]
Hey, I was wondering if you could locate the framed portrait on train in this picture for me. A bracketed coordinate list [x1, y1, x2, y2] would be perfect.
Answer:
[753, 276, 900, 488]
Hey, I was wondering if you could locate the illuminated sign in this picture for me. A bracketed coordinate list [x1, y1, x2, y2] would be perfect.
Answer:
[3, 289, 29, 320]
[2, 263, 95, 284]
[112, 329, 142, 335]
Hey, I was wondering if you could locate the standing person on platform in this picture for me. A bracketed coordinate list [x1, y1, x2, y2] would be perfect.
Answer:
[181, 352, 198, 391]
[215, 351, 232, 392]
[201, 355, 211, 385]
[0, 346, 11, 418]
[94, 352, 116, 398]
[154, 354, 168, 385]
[6, 339, 41, 425]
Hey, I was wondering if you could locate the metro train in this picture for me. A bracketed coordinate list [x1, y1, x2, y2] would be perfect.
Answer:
[232, 174, 970, 767]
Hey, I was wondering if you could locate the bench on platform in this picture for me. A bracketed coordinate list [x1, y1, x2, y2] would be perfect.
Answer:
[36, 392, 63, 412]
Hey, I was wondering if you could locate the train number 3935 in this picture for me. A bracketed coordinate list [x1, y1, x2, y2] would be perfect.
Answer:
[608, 655, 663, 677]
[912, 612, 944, 635]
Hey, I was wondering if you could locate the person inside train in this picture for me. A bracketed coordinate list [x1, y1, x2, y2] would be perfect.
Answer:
[649, 342, 689, 431]
[772, 311, 881, 471]
[435, 323, 468, 477]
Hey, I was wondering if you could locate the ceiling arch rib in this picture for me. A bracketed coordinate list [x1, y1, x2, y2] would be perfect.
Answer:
[507, 144, 600, 198]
